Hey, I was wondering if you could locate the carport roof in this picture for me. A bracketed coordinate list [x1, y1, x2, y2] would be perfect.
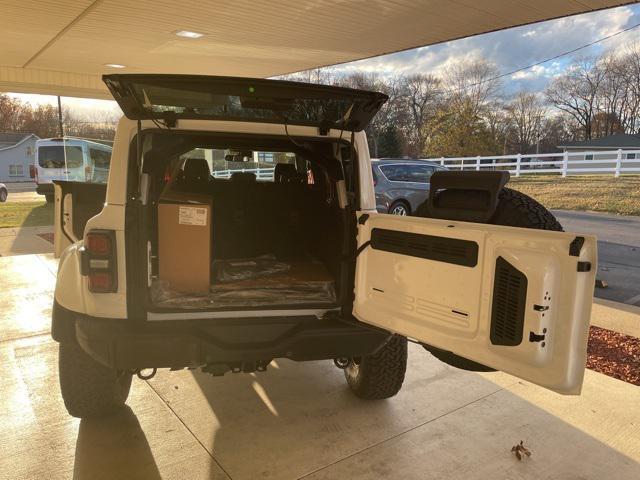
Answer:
[0, 1, 634, 99]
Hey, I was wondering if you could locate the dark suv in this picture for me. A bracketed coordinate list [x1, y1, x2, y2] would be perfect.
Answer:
[372, 159, 447, 215]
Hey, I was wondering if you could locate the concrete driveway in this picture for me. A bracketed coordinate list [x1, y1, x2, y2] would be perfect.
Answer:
[1, 253, 639, 480]
[553, 210, 640, 306]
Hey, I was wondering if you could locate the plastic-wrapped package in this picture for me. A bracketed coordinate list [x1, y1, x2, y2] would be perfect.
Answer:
[213, 255, 290, 283]
[152, 257, 336, 309]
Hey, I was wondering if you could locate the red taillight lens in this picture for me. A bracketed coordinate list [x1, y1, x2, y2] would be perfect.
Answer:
[89, 272, 113, 292]
[83, 230, 117, 293]
[29, 165, 36, 179]
[86, 232, 111, 256]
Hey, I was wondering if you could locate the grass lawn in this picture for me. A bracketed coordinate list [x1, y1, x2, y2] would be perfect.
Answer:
[509, 175, 640, 216]
[0, 201, 54, 228]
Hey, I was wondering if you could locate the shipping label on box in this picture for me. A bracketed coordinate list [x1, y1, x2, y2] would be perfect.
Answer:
[178, 206, 208, 226]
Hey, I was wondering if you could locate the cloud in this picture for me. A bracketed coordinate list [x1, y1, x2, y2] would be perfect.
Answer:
[329, 4, 640, 93]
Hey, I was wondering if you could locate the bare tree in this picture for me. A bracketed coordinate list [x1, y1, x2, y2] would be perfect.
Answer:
[445, 59, 502, 115]
[342, 73, 405, 157]
[545, 58, 605, 140]
[398, 73, 442, 156]
[505, 91, 547, 153]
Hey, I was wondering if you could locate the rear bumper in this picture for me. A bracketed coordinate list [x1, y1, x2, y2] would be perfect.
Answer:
[35, 183, 54, 195]
[53, 303, 391, 371]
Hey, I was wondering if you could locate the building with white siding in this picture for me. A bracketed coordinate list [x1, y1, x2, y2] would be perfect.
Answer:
[0, 133, 39, 183]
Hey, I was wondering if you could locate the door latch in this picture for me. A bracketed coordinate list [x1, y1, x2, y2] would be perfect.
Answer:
[529, 328, 547, 344]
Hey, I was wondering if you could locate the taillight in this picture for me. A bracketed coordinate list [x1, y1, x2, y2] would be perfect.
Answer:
[29, 164, 36, 179]
[86, 232, 111, 255]
[82, 230, 117, 293]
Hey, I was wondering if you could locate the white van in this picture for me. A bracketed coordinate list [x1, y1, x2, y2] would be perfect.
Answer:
[34, 138, 112, 202]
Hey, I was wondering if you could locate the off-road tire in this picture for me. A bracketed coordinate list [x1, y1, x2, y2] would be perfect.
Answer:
[345, 335, 407, 399]
[490, 187, 563, 231]
[59, 342, 132, 418]
[0, 189, 7, 202]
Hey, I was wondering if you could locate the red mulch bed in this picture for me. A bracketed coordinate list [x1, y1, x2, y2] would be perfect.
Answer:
[587, 326, 640, 386]
[37, 232, 54, 244]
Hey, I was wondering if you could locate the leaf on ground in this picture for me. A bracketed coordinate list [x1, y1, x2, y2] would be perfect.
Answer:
[511, 441, 532, 461]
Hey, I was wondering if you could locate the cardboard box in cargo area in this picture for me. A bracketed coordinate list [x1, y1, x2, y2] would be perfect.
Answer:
[158, 192, 212, 293]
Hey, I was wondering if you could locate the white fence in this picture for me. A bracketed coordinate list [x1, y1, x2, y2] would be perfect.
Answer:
[433, 149, 640, 177]
[212, 167, 275, 181]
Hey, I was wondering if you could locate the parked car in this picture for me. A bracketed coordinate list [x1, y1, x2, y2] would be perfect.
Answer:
[372, 159, 447, 215]
[52, 74, 596, 419]
[0, 183, 7, 202]
[33, 138, 112, 202]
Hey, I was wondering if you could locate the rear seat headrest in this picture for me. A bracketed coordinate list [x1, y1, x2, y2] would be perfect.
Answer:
[231, 171, 257, 182]
[182, 158, 210, 183]
[274, 163, 305, 184]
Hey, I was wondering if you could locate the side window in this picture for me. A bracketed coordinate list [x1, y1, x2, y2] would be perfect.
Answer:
[379, 164, 435, 182]
[89, 148, 112, 183]
[406, 165, 435, 183]
[380, 164, 410, 182]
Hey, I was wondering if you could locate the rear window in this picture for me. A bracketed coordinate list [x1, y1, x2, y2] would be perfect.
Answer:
[180, 148, 299, 182]
[379, 164, 435, 183]
[38, 145, 84, 169]
[136, 83, 358, 128]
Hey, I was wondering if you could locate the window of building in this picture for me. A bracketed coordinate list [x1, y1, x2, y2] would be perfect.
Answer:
[257, 152, 274, 163]
[626, 152, 636, 160]
[9, 164, 24, 176]
[585, 154, 594, 161]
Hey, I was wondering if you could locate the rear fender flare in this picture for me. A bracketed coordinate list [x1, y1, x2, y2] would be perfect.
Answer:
[55, 242, 87, 314]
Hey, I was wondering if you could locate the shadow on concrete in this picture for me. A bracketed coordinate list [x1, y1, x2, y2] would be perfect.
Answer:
[15, 201, 54, 228]
[73, 406, 161, 480]
[184, 353, 640, 479]
[595, 240, 640, 304]
[187, 358, 402, 479]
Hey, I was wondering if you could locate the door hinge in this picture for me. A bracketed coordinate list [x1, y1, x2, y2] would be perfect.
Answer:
[358, 213, 369, 225]
[569, 236, 585, 257]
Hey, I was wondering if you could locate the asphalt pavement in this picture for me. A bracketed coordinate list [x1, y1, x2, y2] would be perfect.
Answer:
[2, 182, 43, 203]
[553, 210, 640, 306]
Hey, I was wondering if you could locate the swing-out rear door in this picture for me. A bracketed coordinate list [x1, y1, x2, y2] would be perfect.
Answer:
[353, 213, 597, 394]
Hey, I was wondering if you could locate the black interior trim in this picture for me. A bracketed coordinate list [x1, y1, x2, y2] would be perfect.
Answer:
[370, 228, 478, 267]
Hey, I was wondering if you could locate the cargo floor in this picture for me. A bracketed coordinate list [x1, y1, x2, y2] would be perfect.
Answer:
[151, 255, 337, 309]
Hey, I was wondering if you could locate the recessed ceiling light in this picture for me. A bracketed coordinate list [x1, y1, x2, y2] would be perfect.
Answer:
[104, 63, 126, 69]
[174, 30, 204, 39]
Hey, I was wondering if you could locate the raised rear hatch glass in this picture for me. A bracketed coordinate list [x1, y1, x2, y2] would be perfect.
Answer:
[103, 74, 388, 131]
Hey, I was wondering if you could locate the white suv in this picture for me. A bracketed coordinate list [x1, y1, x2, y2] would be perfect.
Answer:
[52, 74, 597, 418]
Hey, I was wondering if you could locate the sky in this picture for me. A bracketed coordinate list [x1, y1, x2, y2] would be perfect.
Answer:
[9, 2, 640, 118]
